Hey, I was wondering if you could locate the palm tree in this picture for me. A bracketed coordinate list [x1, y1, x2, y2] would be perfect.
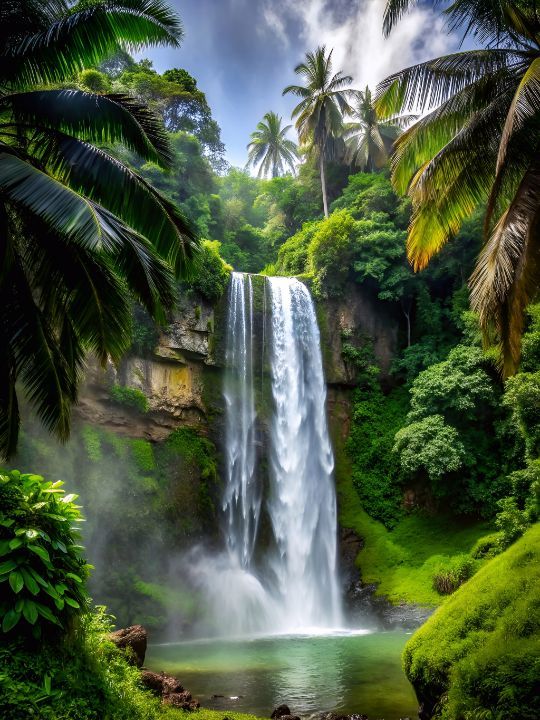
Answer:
[0, 0, 198, 459]
[246, 112, 298, 178]
[284, 46, 354, 217]
[377, 0, 540, 375]
[344, 86, 415, 172]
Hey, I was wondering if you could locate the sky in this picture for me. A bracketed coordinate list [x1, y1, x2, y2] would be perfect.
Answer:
[145, 0, 460, 168]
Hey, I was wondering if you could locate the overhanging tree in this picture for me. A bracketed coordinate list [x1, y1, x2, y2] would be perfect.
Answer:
[377, 0, 540, 375]
[0, 0, 198, 459]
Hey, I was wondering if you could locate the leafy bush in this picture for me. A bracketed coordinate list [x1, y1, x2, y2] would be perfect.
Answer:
[495, 497, 529, 549]
[184, 239, 231, 301]
[0, 471, 90, 638]
[404, 523, 540, 719]
[347, 386, 408, 528]
[432, 554, 477, 594]
[471, 532, 503, 559]
[109, 385, 149, 413]
[0, 607, 162, 720]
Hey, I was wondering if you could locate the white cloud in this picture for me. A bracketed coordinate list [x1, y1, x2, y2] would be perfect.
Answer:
[263, 0, 456, 92]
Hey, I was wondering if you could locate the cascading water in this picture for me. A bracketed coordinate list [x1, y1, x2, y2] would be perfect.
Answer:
[193, 272, 341, 636]
[222, 272, 259, 567]
[266, 277, 341, 629]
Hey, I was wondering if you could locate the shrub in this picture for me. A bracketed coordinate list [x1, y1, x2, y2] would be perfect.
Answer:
[184, 239, 231, 301]
[109, 385, 149, 413]
[0, 607, 162, 720]
[432, 554, 477, 594]
[495, 496, 529, 549]
[0, 471, 90, 638]
[471, 532, 503, 559]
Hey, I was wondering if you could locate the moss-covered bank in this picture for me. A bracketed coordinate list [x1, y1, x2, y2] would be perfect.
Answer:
[403, 522, 540, 719]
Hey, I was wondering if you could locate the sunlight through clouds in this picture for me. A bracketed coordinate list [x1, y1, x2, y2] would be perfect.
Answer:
[263, 0, 456, 91]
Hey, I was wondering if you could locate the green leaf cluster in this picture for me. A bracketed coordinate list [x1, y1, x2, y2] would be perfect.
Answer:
[0, 470, 90, 638]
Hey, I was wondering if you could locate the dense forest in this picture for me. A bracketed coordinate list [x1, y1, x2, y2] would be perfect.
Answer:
[1, 1, 539, 720]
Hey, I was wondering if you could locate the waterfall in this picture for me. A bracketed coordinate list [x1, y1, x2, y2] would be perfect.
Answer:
[222, 272, 260, 568]
[195, 272, 341, 636]
[266, 277, 342, 628]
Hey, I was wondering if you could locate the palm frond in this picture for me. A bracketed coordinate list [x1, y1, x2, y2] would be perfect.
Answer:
[3, 89, 173, 167]
[2, 0, 183, 88]
[470, 159, 540, 375]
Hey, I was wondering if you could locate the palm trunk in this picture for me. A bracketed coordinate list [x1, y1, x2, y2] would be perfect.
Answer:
[319, 152, 329, 218]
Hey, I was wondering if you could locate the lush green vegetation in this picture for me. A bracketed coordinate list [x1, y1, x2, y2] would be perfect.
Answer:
[403, 523, 540, 719]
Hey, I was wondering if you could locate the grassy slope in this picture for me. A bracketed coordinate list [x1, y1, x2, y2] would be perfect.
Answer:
[403, 522, 540, 719]
[163, 711, 264, 720]
[336, 451, 492, 606]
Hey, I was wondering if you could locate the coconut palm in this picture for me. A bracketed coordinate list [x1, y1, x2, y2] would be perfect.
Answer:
[0, 0, 198, 459]
[344, 86, 415, 171]
[246, 112, 298, 178]
[284, 46, 354, 217]
[377, 0, 540, 375]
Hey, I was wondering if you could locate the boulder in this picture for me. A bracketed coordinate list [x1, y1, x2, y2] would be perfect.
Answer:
[109, 625, 147, 667]
[271, 705, 292, 719]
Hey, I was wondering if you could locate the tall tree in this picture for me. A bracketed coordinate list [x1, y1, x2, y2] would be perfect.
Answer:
[246, 111, 299, 178]
[284, 46, 354, 217]
[0, 0, 198, 459]
[344, 86, 414, 171]
[378, 0, 540, 375]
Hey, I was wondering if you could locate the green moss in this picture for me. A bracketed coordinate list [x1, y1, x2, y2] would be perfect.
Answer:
[81, 425, 103, 462]
[163, 710, 265, 720]
[337, 469, 492, 605]
[109, 384, 149, 413]
[403, 523, 540, 719]
[131, 439, 156, 473]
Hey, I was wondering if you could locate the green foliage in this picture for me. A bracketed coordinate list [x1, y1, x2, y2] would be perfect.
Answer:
[0, 607, 163, 719]
[183, 239, 231, 301]
[470, 532, 503, 560]
[503, 371, 540, 459]
[347, 386, 408, 528]
[130, 440, 156, 473]
[78, 68, 111, 93]
[81, 426, 102, 463]
[432, 554, 477, 595]
[109, 385, 149, 414]
[0, 470, 90, 638]
[395, 344, 514, 515]
[403, 524, 540, 719]
[394, 415, 465, 481]
[0, 0, 198, 460]
[166, 428, 217, 483]
[130, 305, 160, 356]
[308, 209, 357, 297]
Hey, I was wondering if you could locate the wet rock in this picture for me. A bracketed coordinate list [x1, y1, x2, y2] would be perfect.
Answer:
[109, 625, 147, 667]
[279, 715, 300, 720]
[163, 691, 200, 710]
[271, 705, 292, 719]
[162, 674, 185, 695]
[140, 670, 165, 695]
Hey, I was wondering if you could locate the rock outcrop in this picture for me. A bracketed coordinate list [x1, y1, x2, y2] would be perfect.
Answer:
[109, 625, 147, 667]
[141, 669, 200, 710]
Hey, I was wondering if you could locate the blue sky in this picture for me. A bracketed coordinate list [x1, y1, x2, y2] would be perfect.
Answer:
[144, 1, 460, 168]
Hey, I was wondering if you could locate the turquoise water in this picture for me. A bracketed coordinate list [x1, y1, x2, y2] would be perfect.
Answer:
[146, 630, 418, 719]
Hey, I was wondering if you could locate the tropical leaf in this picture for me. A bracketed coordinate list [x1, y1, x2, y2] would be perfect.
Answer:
[1, 0, 183, 89]
[470, 160, 540, 376]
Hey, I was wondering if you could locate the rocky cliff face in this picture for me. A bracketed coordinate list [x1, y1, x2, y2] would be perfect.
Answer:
[74, 292, 226, 441]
